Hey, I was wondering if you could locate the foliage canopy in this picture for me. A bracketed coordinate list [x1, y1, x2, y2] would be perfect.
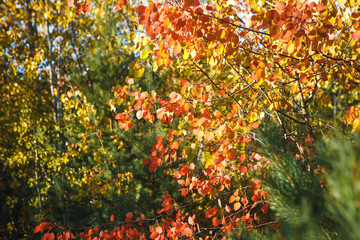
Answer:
[2, 0, 360, 239]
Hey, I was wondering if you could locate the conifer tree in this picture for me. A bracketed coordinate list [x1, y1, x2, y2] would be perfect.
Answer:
[228, 125, 360, 240]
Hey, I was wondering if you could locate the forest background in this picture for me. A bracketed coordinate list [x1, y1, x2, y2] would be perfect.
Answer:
[1, 0, 360, 239]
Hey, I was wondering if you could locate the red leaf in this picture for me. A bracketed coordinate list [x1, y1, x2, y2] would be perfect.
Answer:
[149, 2, 158, 12]
[137, 5, 146, 14]
[251, 181, 261, 188]
[34, 222, 53, 233]
[110, 214, 115, 222]
[113, 0, 127, 12]
[75, 5, 82, 14]
[63, 231, 71, 240]
[43, 233, 55, 240]
[84, 4, 91, 12]
[149, 231, 159, 239]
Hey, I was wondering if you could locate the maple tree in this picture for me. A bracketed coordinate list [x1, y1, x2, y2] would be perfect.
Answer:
[23, 0, 360, 238]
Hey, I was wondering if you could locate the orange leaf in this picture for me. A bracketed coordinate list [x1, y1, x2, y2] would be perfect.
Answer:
[221, 215, 226, 225]
[179, 188, 189, 196]
[173, 41, 182, 54]
[212, 217, 220, 227]
[126, 212, 134, 219]
[164, 57, 171, 67]
[251, 194, 259, 202]
[205, 207, 218, 218]
[240, 165, 247, 173]
[352, 31, 360, 42]
[170, 141, 179, 150]
[234, 201, 241, 211]
[204, 131, 214, 142]
[181, 227, 192, 236]
[214, 110, 222, 118]
[316, 3, 324, 12]
[251, 181, 261, 188]
[62, 231, 71, 240]
[237, 154, 246, 162]
[262, 204, 269, 214]
[241, 197, 249, 206]
[110, 214, 115, 222]
[180, 79, 189, 86]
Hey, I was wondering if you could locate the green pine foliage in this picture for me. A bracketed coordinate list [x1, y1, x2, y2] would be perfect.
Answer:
[229, 125, 360, 240]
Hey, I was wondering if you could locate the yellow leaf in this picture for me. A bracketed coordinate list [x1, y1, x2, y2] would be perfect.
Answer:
[337, 0, 346, 6]
[287, 42, 295, 54]
[183, 50, 189, 60]
[209, 56, 217, 67]
[191, 48, 197, 58]
[128, 32, 136, 41]
[134, 67, 145, 79]
[152, 60, 158, 72]
[140, 48, 149, 59]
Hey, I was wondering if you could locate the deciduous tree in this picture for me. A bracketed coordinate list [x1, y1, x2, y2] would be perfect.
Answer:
[32, 0, 360, 238]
